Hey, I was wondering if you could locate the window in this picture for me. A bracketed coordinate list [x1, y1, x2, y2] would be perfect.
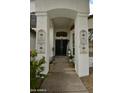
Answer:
[56, 32, 67, 37]
[30, 12, 36, 28]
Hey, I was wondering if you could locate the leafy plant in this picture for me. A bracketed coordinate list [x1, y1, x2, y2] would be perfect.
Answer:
[69, 55, 74, 59]
[30, 50, 37, 57]
[30, 50, 46, 92]
[68, 55, 75, 67]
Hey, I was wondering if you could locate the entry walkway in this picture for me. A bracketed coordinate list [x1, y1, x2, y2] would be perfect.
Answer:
[41, 56, 89, 93]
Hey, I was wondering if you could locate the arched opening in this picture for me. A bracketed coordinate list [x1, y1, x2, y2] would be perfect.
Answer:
[48, 8, 76, 56]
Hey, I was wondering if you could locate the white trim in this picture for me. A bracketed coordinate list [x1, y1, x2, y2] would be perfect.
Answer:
[36, 11, 47, 16]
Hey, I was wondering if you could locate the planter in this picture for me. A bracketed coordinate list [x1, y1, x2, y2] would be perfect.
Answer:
[30, 78, 46, 93]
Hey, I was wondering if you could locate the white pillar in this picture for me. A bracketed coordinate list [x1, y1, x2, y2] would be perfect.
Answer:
[69, 30, 73, 55]
[75, 13, 89, 77]
[49, 26, 54, 61]
[35, 12, 49, 74]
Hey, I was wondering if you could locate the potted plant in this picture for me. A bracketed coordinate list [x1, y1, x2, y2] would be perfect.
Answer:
[30, 50, 47, 93]
[69, 55, 75, 67]
[69, 55, 74, 62]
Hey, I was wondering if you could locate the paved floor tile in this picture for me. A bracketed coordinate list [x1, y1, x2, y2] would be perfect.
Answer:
[41, 57, 89, 93]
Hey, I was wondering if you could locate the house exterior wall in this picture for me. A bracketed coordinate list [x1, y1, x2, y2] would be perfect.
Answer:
[75, 13, 89, 76]
[35, 12, 50, 74]
[35, 0, 89, 13]
[30, 0, 90, 77]
[68, 30, 74, 55]
[49, 27, 54, 61]
[30, 0, 35, 12]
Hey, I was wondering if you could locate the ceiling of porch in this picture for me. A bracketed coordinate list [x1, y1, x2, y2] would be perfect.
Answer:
[52, 17, 74, 31]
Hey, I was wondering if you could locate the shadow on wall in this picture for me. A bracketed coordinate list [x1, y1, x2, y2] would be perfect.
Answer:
[30, 28, 36, 50]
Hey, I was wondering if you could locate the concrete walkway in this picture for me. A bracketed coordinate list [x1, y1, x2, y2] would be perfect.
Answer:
[41, 56, 89, 93]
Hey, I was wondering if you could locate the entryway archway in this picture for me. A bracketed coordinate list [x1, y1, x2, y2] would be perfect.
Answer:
[48, 9, 76, 57]
[35, 7, 89, 77]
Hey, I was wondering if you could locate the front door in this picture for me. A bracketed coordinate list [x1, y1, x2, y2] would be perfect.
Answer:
[55, 39, 68, 56]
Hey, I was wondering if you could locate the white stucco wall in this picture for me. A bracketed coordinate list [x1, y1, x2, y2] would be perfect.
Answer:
[35, 12, 50, 74]
[32, 0, 90, 77]
[35, 0, 89, 13]
[30, 0, 36, 12]
[75, 13, 89, 77]
[49, 27, 54, 61]
[68, 30, 74, 55]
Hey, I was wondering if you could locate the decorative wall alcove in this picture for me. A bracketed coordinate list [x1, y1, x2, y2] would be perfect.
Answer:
[80, 30, 88, 53]
[37, 29, 46, 54]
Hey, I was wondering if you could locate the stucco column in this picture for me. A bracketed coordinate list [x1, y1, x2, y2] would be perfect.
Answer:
[69, 30, 73, 55]
[49, 21, 54, 61]
[35, 12, 49, 74]
[75, 13, 89, 77]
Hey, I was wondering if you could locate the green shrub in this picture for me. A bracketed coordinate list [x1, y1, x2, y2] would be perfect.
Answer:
[30, 50, 46, 91]
[69, 55, 74, 59]
[30, 50, 37, 57]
